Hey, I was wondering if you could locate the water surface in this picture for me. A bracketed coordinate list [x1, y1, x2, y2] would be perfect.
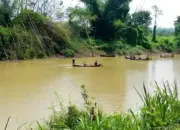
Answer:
[0, 56, 180, 129]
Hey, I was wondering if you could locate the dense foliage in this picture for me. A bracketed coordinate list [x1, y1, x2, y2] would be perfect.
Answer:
[68, 1, 153, 54]
[0, 0, 179, 60]
[0, 0, 76, 60]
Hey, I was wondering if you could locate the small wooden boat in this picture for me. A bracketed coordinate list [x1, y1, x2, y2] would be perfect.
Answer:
[130, 58, 152, 61]
[100, 54, 116, 57]
[73, 64, 103, 67]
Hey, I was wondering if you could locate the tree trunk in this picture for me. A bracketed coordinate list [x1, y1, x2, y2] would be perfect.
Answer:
[152, 25, 157, 42]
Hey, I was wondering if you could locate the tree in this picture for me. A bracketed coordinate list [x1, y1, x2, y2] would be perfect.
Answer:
[174, 16, 180, 36]
[68, 6, 97, 56]
[22, 0, 63, 17]
[132, 10, 152, 28]
[174, 16, 180, 48]
[152, 5, 162, 42]
[68, 0, 152, 53]
[78, 0, 132, 40]
[0, 0, 18, 26]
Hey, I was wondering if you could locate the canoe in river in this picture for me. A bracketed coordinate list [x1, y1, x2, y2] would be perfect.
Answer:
[73, 64, 103, 67]
[100, 55, 116, 57]
[130, 58, 152, 61]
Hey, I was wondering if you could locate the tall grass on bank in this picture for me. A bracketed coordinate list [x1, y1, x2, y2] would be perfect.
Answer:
[9, 82, 180, 130]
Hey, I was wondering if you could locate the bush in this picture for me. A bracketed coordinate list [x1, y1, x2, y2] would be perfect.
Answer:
[101, 40, 127, 55]
[115, 42, 131, 55]
[0, 26, 11, 42]
[0, 26, 11, 60]
[153, 36, 176, 52]
[62, 49, 75, 57]
[127, 45, 146, 55]
[37, 51, 45, 59]
[99, 39, 148, 56]
[116, 45, 146, 55]
[0, 10, 77, 61]
[66, 105, 81, 129]
[13, 9, 46, 29]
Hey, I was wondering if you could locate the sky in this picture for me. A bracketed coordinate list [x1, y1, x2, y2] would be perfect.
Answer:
[62, 0, 180, 28]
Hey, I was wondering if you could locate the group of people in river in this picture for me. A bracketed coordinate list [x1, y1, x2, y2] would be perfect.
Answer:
[72, 58, 100, 66]
[125, 53, 174, 60]
[125, 54, 152, 60]
[71, 53, 174, 67]
[160, 53, 174, 58]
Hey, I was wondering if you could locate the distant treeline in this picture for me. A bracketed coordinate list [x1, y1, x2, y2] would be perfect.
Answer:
[149, 27, 175, 36]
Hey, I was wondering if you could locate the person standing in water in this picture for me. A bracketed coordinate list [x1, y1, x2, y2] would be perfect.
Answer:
[72, 58, 75, 65]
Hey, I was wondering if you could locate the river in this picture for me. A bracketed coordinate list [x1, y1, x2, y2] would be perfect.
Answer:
[1, 56, 180, 129]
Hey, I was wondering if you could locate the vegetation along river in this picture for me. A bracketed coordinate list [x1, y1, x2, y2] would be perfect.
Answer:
[1, 55, 180, 129]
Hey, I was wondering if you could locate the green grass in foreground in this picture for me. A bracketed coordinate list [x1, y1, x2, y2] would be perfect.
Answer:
[5, 82, 180, 130]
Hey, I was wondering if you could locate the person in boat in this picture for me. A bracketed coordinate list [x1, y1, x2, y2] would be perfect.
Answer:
[94, 60, 98, 66]
[147, 54, 152, 60]
[84, 62, 87, 66]
[72, 58, 75, 65]
[125, 55, 128, 59]
[130, 55, 135, 60]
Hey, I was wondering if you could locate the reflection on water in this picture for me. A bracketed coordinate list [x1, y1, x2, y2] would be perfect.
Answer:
[0, 56, 180, 130]
[149, 60, 175, 83]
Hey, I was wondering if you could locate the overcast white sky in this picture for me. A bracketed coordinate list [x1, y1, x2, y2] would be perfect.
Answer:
[62, 0, 180, 28]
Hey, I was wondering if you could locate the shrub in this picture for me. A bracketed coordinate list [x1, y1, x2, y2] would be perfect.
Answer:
[153, 36, 176, 52]
[24, 47, 36, 59]
[12, 9, 46, 29]
[101, 40, 126, 55]
[37, 51, 45, 59]
[0, 10, 76, 61]
[66, 105, 80, 129]
[0, 26, 11, 60]
[115, 42, 131, 55]
[125, 45, 146, 55]
[0, 26, 11, 42]
[62, 49, 75, 57]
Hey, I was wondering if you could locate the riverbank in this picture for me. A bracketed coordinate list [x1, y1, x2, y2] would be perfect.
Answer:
[0, 50, 177, 62]
[9, 82, 180, 130]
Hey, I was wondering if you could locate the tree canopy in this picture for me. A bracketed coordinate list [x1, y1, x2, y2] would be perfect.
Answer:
[131, 10, 152, 28]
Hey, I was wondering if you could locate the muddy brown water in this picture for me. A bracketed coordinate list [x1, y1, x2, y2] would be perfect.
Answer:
[1, 55, 180, 129]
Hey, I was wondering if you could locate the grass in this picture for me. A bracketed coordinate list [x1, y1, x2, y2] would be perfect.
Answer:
[6, 82, 180, 130]
[4, 116, 11, 130]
